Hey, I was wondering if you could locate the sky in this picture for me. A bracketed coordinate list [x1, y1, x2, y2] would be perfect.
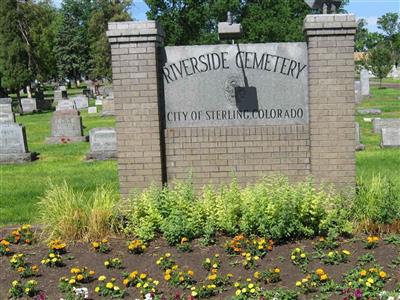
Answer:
[53, 0, 400, 33]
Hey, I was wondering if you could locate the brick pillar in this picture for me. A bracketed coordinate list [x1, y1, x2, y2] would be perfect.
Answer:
[107, 21, 165, 195]
[303, 14, 357, 188]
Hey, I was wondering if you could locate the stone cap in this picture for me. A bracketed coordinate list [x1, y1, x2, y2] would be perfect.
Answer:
[89, 127, 116, 135]
[107, 21, 165, 44]
[303, 14, 356, 35]
[53, 109, 80, 116]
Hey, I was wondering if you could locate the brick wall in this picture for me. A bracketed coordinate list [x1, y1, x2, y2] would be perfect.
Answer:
[165, 125, 310, 187]
[304, 15, 357, 187]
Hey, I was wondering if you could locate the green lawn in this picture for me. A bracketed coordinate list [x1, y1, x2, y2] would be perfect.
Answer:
[0, 95, 118, 225]
[356, 84, 400, 188]
[1, 84, 400, 226]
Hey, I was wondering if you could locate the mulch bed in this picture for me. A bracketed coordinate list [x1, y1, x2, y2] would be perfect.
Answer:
[0, 226, 399, 299]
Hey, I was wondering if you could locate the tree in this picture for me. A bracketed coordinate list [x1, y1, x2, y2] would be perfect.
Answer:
[0, 0, 32, 110]
[55, 0, 93, 85]
[87, 0, 132, 80]
[378, 12, 400, 66]
[366, 45, 393, 88]
[355, 18, 368, 52]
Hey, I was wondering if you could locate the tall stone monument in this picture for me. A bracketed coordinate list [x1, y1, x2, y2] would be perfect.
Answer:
[360, 69, 370, 97]
[107, 13, 357, 195]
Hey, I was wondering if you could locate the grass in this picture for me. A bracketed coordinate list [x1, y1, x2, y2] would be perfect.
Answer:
[0, 89, 118, 225]
[356, 83, 400, 188]
[1, 82, 399, 226]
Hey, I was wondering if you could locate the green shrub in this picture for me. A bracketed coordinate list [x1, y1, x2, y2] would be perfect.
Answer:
[123, 176, 350, 243]
[37, 182, 119, 241]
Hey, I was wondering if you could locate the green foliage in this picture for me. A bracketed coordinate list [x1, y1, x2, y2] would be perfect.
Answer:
[377, 12, 400, 66]
[37, 182, 119, 241]
[0, 0, 32, 94]
[366, 45, 393, 87]
[123, 176, 350, 243]
[355, 175, 400, 230]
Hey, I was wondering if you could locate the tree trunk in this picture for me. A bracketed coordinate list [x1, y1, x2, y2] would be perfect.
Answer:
[16, 90, 23, 114]
[380, 78, 383, 88]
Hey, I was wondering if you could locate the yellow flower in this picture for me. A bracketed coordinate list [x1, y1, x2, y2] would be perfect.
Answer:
[291, 255, 296, 260]
[89, 270, 95, 276]
[188, 270, 194, 276]
[250, 288, 256, 293]
[102, 239, 108, 243]
[69, 278, 76, 285]
[302, 278, 308, 283]
[320, 274, 328, 281]
[140, 273, 147, 279]
[234, 282, 240, 287]
[235, 290, 241, 296]
[136, 282, 142, 288]
[367, 278, 374, 284]
[77, 274, 84, 281]
[191, 291, 198, 297]
[248, 283, 254, 289]
[12, 280, 19, 287]
[179, 276, 184, 282]
[114, 286, 120, 291]
[99, 275, 106, 281]
[360, 270, 367, 277]
[254, 271, 260, 279]
[95, 286, 100, 293]
[164, 274, 171, 281]
[212, 263, 218, 268]
[296, 281, 302, 287]
[208, 274, 217, 281]
[379, 271, 387, 278]
[274, 268, 281, 273]
[342, 250, 351, 256]
[165, 253, 171, 257]
[241, 288, 247, 293]
[123, 278, 130, 286]
[300, 253, 306, 258]
[316, 268, 325, 276]
[49, 253, 55, 258]
[254, 256, 260, 261]
[366, 282, 371, 287]
[70, 268, 80, 274]
[104, 261, 110, 266]
[106, 282, 114, 289]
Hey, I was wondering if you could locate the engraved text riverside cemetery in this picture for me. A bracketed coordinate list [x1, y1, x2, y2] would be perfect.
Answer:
[163, 44, 308, 127]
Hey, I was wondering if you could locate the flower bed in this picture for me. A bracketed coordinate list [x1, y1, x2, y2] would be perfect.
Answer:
[1, 226, 400, 299]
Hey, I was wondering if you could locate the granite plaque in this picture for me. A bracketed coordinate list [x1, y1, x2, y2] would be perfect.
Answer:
[381, 128, 400, 148]
[355, 81, 362, 104]
[163, 43, 309, 127]
[0, 112, 15, 123]
[86, 127, 117, 160]
[373, 118, 400, 134]
[0, 122, 32, 163]
[21, 98, 37, 113]
[0, 98, 12, 113]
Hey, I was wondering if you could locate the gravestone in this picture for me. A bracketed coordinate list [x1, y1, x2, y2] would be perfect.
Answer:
[357, 108, 381, 115]
[0, 98, 15, 122]
[360, 69, 370, 97]
[95, 98, 102, 106]
[56, 100, 76, 111]
[355, 122, 365, 151]
[381, 128, 400, 148]
[72, 95, 89, 110]
[46, 110, 85, 144]
[354, 81, 362, 103]
[88, 107, 97, 114]
[21, 98, 37, 114]
[0, 122, 33, 163]
[86, 128, 117, 160]
[54, 90, 63, 104]
[59, 86, 67, 91]
[101, 97, 115, 116]
[363, 117, 373, 123]
[373, 118, 400, 134]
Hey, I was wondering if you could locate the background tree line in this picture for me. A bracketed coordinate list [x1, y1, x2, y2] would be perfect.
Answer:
[0, 0, 398, 100]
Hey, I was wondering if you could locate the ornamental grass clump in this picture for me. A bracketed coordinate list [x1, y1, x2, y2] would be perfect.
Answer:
[37, 182, 119, 241]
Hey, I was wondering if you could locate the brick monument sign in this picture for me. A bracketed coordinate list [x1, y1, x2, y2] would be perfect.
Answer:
[107, 13, 357, 195]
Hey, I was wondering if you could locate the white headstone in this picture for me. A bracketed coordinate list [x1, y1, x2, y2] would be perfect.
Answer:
[381, 128, 400, 148]
[0, 98, 12, 113]
[95, 99, 102, 106]
[101, 97, 115, 116]
[56, 100, 76, 111]
[86, 127, 117, 160]
[373, 118, 400, 134]
[21, 98, 37, 114]
[46, 110, 85, 144]
[0, 122, 32, 163]
[88, 107, 97, 114]
[355, 122, 365, 151]
[72, 95, 89, 110]
[360, 69, 370, 96]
